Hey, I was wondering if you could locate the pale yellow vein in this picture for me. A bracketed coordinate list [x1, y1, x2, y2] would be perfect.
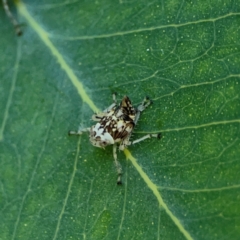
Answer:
[16, 0, 99, 113]
[124, 149, 193, 240]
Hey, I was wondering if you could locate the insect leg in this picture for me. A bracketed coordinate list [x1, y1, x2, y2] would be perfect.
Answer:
[113, 144, 123, 185]
[134, 96, 153, 125]
[112, 92, 117, 104]
[102, 102, 116, 113]
[129, 133, 162, 145]
[68, 127, 90, 136]
[2, 0, 22, 36]
[101, 92, 118, 113]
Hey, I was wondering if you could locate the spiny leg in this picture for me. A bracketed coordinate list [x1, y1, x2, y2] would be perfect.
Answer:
[129, 133, 162, 146]
[113, 144, 123, 185]
[2, 0, 22, 36]
[134, 96, 153, 125]
[137, 96, 152, 112]
[112, 92, 117, 104]
[68, 127, 90, 136]
[93, 93, 117, 118]
[101, 93, 117, 113]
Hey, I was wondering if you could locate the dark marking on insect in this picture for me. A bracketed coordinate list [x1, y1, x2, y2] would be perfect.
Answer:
[69, 93, 161, 184]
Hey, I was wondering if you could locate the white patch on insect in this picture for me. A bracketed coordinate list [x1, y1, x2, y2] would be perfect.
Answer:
[69, 94, 161, 185]
[90, 123, 115, 147]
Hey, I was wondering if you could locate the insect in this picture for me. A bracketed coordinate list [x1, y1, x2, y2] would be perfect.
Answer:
[69, 94, 161, 184]
[2, 0, 22, 36]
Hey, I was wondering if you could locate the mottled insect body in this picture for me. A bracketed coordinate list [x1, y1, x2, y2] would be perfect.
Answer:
[90, 96, 136, 150]
[69, 94, 161, 184]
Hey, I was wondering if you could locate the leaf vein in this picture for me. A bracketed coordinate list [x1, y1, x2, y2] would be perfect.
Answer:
[124, 149, 193, 240]
[50, 13, 240, 41]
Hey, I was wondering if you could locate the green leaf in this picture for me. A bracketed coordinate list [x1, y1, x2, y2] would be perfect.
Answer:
[1, 0, 240, 239]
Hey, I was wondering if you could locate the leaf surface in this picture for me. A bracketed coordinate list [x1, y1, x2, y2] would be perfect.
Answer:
[1, 0, 240, 239]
